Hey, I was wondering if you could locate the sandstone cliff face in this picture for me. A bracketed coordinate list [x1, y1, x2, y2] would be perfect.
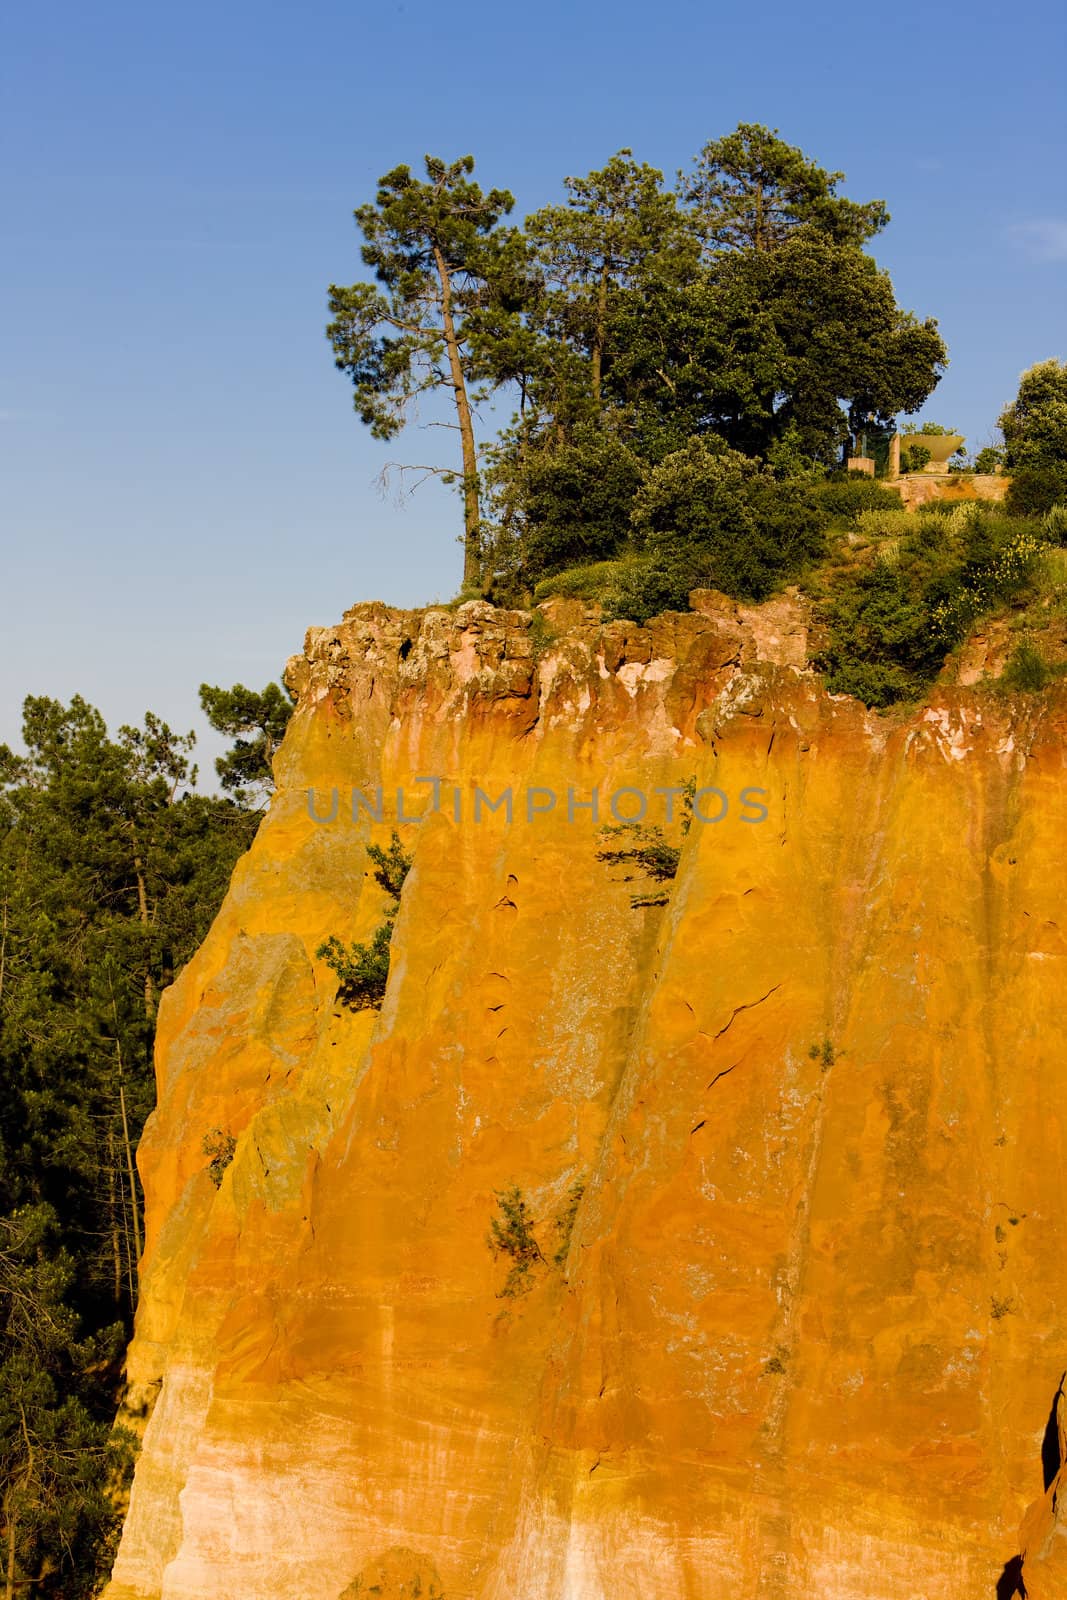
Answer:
[104, 596, 1067, 1600]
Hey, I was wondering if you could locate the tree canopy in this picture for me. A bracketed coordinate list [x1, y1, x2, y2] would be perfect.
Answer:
[679, 123, 890, 255]
[327, 154, 518, 587]
[0, 697, 260, 1595]
[328, 124, 946, 607]
[198, 680, 294, 802]
[999, 359, 1067, 470]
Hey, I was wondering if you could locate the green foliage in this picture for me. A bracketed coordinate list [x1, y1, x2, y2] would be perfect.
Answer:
[605, 437, 827, 620]
[998, 359, 1067, 471]
[327, 153, 522, 583]
[596, 783, 693, 907]
[527, 609, 558, 659]
[1, 1207, 135, 1598]
[317, 832, 413, 1011]
[974, 446, 1006, 475]
[821, 510, 1047, 705]
[679, 123, 889, 255]
[531, 557, 643, 604]
[523, 149, 690, 409]
[486, 1179, 588, 1297]
[1042, 504, 1067, 545]
[808, 1039, 837, 1070]
[317, 923, 395, 1011]
[365, 830, 414, 900]
[198, 680, 294, 800]
[999, 640, 1066, 693]
[596, 824, 680, 907]
[900, 443, 931, 474]
[331, 128, 947, 598]
[0, 694, 254, 1593]
[486, 1185, 545, 1299]
[1006, 462, 1067, 517]
[900, 421, 957, 436]
[928, 520, 1046, 640]
[201, 1129, 237, 1188]
[512, 424, 644, 581]
[814, 477, 903, 523]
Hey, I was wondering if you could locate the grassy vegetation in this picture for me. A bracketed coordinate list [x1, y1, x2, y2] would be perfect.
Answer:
[529, 486, 1067, 707]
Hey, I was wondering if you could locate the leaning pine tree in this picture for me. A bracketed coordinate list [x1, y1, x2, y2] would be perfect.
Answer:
[327, 155, 518, 590]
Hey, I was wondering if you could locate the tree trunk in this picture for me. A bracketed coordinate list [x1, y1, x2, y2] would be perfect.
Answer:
[107, 1129, 123, 1306]
[129, 834, 156, 1020]
[5, 1494, 16, 1600]
[591, 262, 609, 406]
[591, 260, 607, 400]
[432, 243, 481, 589]
[116, 1044, 142, 1287]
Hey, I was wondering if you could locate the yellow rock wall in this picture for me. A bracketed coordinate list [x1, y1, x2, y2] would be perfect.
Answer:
[105, 598, 1067, 1600]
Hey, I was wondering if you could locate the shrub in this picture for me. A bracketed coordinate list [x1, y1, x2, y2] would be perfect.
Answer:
[596, 824, 682, 883]
[929, 520, 1046, 639]
[814, 478, 903, 523]
[486, 1185, 546, 1299]
[532, 555, 643, 604]
[317, 923, 395, 1010]
[1043, 504, 1067, 546]
[821, 510, 1047, 706]
[999, 640, 1067, 693]
[1006, 463, 1067, 516]
[601, 556, 685, 626]
[202, 1128, 237, 1188]
[527, 609, 558, 658]
[614, 437, 827, 618]
[518, 426, 644, 583]
[317, 831, 413, 1010]
[808, 1039, 837, 1070]
[853, 508, 919, 541]
[366, 829, 413, 899]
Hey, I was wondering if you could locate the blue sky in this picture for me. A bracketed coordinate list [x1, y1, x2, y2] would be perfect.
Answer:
[2, 0, 1065, 770]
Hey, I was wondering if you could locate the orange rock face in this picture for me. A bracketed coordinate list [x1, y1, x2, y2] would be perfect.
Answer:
[104, 598, 1067, 1600]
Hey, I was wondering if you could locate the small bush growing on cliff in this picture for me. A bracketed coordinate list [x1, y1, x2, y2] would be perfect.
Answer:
[596, 780, 694, 906]
[366, 829, 413, 899]
[486, 1181, 588, 1295]
[528, 609, 558, 659]
[486, 1185, 546, 1298]
[318, 922, 395, 1010]
[317, 832, 413, 1010]
[597, 824, 680, 887]
[202, 1128, 237, 1187]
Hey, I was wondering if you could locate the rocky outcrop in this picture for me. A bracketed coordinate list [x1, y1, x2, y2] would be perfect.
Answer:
[105, 596, 1067, 1600]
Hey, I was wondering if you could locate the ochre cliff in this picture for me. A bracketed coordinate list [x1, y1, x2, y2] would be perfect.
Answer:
[104, 595, 1067, 1600]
